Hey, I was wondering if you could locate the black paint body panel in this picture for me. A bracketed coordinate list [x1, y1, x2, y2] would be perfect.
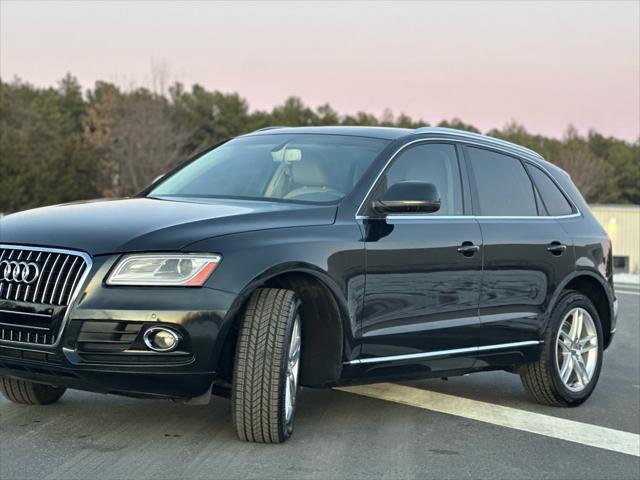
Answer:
[475, 217, 575, 345]
[360, 217, 483, 368]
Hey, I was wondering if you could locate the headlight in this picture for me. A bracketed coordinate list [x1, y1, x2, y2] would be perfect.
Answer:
[106, 254, 221, 286]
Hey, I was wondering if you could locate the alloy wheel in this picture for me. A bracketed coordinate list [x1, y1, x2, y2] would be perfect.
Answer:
[555, 307, 598, 392]
[285, 315, 301, 424]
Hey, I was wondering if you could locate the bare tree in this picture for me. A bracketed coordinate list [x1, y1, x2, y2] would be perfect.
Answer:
[150, 59, 170, 97]
[85, 87, 188, 198]
[554, 128, 607, 202]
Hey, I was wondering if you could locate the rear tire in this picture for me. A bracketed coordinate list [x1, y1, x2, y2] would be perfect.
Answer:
[232, 288, 302, 443]
[519, 290, 603, 407]
[0, 377, 66, 405]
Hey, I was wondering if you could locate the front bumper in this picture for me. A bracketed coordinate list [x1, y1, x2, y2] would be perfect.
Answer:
[0, 254, 239, 399]
[0, 350, 216, 399]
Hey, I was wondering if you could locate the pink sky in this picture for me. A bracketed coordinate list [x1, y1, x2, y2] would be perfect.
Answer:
[1, 1, 639, 141]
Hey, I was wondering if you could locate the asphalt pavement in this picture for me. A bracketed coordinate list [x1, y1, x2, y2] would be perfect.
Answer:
[1, 290, 638, 480]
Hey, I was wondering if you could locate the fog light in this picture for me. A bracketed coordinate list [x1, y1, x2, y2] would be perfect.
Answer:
[143, 327, 181, 352]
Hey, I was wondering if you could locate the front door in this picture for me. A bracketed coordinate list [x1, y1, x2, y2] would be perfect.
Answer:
[358, 142, 483, 371]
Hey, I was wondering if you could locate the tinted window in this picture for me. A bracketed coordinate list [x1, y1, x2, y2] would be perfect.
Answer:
[151, 134, 389, 204]
[527, 165, 574, 216]
[467, 147, 537, 216]
[380, 143, 463, 216]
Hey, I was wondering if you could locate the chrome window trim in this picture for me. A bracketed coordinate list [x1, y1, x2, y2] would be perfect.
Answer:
[0, 243, 93, 349]
[356, 212, 582, 222]
[344, 340, 542, 365]
[356, 136, 582, 220]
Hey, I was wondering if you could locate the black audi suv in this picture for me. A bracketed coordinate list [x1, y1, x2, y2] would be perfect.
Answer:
[0, 126, 617, 443]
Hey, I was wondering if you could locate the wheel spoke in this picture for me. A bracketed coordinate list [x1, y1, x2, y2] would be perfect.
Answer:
[291, 355, 300, 375]
[288, 373, 296, 404]
[569, 309, 583, 341]
[558, 341, 571, 353]
[289, 320, 301, 361]
[559, 330, 572, 346]
[290, 364, 298, 389]
[578, 335, 597, 353]
[290, 338, 301, 363]
[560, 356, 573, 383]
[573, 356, 590, 386]
[286, 375, 291, 402]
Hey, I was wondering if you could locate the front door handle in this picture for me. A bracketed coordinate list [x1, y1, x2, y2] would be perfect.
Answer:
[547, 242, 567, 256]
[457, 242, 480, 257]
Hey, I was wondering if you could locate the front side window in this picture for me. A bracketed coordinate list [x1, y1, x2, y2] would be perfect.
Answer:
[374, 143, 464, 216]
[467, 147, 537, 216]
[150, 134, 389, 204]
[526, 164, 574, 216]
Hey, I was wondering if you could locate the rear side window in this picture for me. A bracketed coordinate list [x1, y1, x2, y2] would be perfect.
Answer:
[466, 147, 537, 216]
[526, 164, 574, 216]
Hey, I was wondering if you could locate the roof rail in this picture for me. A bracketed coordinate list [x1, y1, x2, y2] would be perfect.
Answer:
[413, 126, 543, 159]
[251, 126, 287, 133]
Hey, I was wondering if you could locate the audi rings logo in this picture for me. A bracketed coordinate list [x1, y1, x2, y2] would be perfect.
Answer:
[0, 260, 41, 284]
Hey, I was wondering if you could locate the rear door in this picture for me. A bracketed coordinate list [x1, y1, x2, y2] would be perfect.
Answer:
[464, 146, 575, 346]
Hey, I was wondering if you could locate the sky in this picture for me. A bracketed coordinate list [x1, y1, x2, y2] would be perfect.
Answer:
[1, 1, 639, 141]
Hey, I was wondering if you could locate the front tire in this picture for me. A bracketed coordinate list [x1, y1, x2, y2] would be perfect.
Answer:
[0, 377, 66, 405]
[232, 288, 302, 443]
[519, 290, 603, 406]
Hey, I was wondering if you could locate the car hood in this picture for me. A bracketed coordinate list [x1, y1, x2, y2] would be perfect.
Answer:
[0, 197, 337, 255]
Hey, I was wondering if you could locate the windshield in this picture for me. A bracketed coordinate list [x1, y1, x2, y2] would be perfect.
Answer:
[149, 134, 390, 204]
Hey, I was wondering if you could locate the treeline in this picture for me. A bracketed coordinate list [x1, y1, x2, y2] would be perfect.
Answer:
[1, 75, 638, 213]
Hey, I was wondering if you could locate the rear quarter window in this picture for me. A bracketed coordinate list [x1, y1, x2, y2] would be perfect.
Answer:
[526, 164, 574, 216]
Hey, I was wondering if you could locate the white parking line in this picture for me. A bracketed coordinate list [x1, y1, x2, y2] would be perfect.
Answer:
[616, 289, 640, 296]
[336, 383, 640, 457]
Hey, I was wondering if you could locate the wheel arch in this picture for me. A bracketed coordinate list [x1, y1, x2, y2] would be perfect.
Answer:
[549, 271, 614, 348]
[215, 263, 349, 387]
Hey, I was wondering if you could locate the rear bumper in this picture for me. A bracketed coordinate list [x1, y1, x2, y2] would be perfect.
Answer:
[605, 297, 619, 349]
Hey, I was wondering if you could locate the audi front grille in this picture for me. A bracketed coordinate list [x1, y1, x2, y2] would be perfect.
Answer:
[0, 245, 92, 347]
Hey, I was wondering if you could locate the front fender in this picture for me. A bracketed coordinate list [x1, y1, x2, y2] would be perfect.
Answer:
[185, 223, 366, 370]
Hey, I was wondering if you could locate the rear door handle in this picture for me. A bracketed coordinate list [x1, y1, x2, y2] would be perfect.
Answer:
[547, 242, 567, 256]
[457, 242, 480, 257]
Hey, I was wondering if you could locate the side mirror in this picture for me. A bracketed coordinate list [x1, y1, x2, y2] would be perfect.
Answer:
[373, 181, 441, 214]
